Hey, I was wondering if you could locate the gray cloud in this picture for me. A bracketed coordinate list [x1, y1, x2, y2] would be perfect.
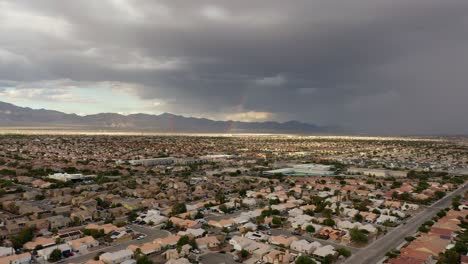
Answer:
[1, 0, 468, 134]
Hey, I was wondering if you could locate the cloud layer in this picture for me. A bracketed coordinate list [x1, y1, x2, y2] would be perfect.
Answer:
[1, 0, 468, 134]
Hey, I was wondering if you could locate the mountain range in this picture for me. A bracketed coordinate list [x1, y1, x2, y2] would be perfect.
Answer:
[0, 101, 340, 134]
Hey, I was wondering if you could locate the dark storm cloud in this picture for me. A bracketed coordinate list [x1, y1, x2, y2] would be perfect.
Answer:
[1, 0, 468, 134]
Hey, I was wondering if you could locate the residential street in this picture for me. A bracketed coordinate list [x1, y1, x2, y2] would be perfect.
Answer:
[345, 183, 467, 264]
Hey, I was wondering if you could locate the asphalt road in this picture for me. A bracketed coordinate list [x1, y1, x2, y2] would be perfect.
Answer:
[61, 225, 170, 264]
[345, 183, 467, 264]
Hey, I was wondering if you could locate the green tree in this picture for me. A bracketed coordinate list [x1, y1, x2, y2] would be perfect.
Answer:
[136, 255, 153, 264]
[438, 249, 459, 264]
[11, 226, 35, 249]
[240, 249, 249, 258]
[272, 217, 282, 227]
[215, 192, 226, 204]
[350, 228, 368, 243]
[219, 204, 229, 213]
[337, 247, 351, 257]
[323, 218, 335, 227]
[49, 249, 62, 262]
[171, 202, 187, 215]
[306, 225, 315, 233]
[418, 225, 429, 233]
[128, 211, 138, 222]
[163, 220, 174, 230]
[295, 255, 317, 264]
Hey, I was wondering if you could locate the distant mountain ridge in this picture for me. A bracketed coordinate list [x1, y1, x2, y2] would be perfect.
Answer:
[0, 101, 340, 134]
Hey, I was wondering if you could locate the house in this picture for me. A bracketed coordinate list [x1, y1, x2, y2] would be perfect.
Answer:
[0, 252, 31, 264]
[207, 219, 235, 230]
[127, 243, 161, 256]
[37, 244, 71, 261]
[68, 236, 99, 253]
[288, 208, 303, 217]
[100, 249, 133, 264]
[246, 231, 269, 241]
[110, 230, 132, 244]
[262, 250, 294, 264]
[397, 234, 450, 262]
[170, 217, 201, 229]
[0, 247, 14, 257]
[288, 214, 313, 229]
[229, 236, 271, 258]
[376, 215, 398, 224]
[86, 223, 125, 234]
[154, 235, 181, 248]
[195, 236, 220, 249]
[268, 236, 298, 248]
[47, 215, 71, 229]
[24, 237, 56, 251]
[313, 245, 337, 260]
[137, 210, 168, 225]
[239, 222, 257, 232]
[56, 230, 82, 242]
[177, 228, 205, 238]
[319, 227, 346, 241]
[290, 240, 320, 255]
[402, 203, 419, 211]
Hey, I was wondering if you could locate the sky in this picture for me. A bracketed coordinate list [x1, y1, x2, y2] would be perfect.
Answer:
[0, 0, 468, 135]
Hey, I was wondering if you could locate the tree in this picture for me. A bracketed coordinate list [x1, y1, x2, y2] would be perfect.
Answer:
[438, 249, 459, 264]
[452, 195, 461, 210]
[353, 213, 363, 222]
[453, 241, 468, 254]
[350, 228, 368, 243]
[128, 211, 138, 222]
[49, 249, 62, 262]
[272, 217, 282, 227]
[418, 225, 429, 233]
[194, 210, 204, 219]
[219, 204, 229, 214]
[239, 189, 247, 197]
[163, 220, 174, 230]
[136, 255, 153, 264]
[255, 216, 265, 225]
[171, 202, 187, 215]
[215, 192, 226, 204]
[337, 247, 351, 257]
[322, 254, 335, 264]
[177, 235, 190, 251]
[323, 218, 335, 227]
[295, 255, 317, 264]
[240, 249, 249, 258]
[11, 227, 35, 249]
[84, 228, 105, 239]
[306, 225, 315, 233]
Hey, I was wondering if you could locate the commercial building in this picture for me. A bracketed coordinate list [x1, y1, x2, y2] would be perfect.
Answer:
[118, 157, 175, 166]
[264, 163, 335, 177]
[347, 168, 407, 177]
[47, 173, 92, 182]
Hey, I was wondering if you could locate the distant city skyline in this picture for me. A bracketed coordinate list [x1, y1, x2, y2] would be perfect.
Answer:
[1, 0, 468, 134]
